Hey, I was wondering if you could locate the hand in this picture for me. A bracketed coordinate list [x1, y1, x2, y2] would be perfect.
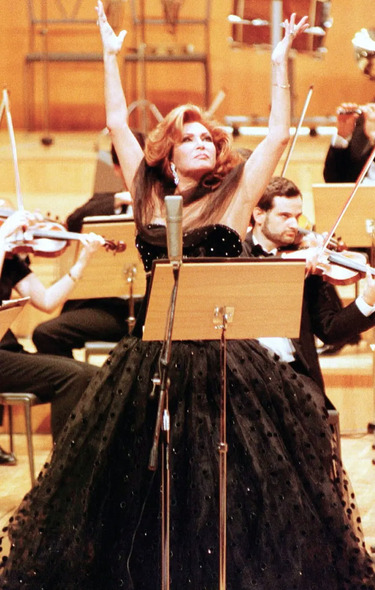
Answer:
[96, 0, 127, 55]
[280, 246, 323, 276]
[114, 191, 132, 209]
[362, 103, 375, 144]
[303, 246, 322, 276]
[362, 267, 375, 306]
[336, 103, 360, 139]
[79, 232, 105, 257]
[0, 210, 42, 241]
[271, 13, 310, 66]
[69, 232, 105, 280]
[298, 231, 325, 249]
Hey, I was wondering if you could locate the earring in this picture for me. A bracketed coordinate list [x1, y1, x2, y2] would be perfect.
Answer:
[170, 162, 179, 186]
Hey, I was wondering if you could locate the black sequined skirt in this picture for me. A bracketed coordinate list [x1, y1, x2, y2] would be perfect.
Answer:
[1, 336, 374, 590]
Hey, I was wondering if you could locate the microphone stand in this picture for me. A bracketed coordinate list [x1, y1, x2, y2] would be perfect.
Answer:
[149, 261, 181, 590]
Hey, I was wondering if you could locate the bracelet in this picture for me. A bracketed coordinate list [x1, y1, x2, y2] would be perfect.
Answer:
[273, 83, 290, 89]
[68, 270, 78, 283]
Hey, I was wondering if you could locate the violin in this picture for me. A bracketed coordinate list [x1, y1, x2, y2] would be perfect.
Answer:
[281, 223, 371, 285]
[0, 209, 126, 257]
[281, 247, 368, 286]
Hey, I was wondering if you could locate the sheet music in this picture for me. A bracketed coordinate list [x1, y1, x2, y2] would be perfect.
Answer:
[1, 297, 30, 310]
[0, 297, 30, 340]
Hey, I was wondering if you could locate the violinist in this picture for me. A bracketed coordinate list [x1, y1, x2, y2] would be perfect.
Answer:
[0, 209, 103, 464]
[241, 176, 375, 402]
[323, 101, 375, 183]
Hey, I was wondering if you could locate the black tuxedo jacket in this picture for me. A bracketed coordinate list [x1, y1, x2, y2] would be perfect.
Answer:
[241, 232, 375, 395]
[323, 115, 373, 182]
[66, 192, 127, 232]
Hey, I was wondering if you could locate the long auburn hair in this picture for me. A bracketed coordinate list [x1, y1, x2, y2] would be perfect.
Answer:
[133, 104, 244, 230]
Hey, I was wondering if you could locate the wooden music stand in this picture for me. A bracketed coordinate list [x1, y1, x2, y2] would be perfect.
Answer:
[143, 257, 305, 590]
[62, 217, 146, 300]
[312, 183, 375, 249]
[0, 297, 30, 340]
[143, 258, 305, 341]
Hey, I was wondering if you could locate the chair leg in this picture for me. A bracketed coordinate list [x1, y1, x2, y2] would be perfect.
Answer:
[8, 406, 14, 454]
[328, 409, 342, 462]
[24, 401, 36, 486]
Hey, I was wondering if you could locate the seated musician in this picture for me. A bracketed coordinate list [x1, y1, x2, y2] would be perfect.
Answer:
[323, 102, 375, 183]
[321, 102, 374, 352]
[32, 140, 144, 359]
[241, 176, 375, 411]
[0, 209, 103, 464]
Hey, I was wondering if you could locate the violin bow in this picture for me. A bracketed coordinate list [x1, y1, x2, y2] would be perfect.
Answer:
[321, 142, 375, 254]
[0, 89, 24, 211]
[281, 84, 314, 177]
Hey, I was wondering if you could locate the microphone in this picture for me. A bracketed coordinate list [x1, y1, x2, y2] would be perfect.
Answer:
[165, 195, 183, 265]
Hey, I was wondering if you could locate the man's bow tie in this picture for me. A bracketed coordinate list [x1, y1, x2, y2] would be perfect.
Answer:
[251, 244, 275, 257]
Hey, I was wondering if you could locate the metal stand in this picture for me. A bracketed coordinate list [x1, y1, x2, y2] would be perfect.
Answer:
[39, 0, 53, 145]
[213, 306, 234, 590]
[148, 264, 180, 590]
[370, 224, 375, 553]
[368, 220, 375, 440]
[124, 264, 139, 332]
[370, 218, 375, 551]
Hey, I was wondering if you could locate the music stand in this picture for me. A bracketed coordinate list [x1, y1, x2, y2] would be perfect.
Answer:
[60, 217, 146, 329]
[312, 183, 375, 250]
[0, 298, 30, 340]
[143, 257, 305, 590]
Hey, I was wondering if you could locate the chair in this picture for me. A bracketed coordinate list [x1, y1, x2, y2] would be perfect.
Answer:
[0, 392, 42, 486]
[84, 341, 117, 363]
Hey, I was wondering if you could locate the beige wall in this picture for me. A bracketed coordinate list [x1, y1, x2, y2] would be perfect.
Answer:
[2, 1, 375, 131]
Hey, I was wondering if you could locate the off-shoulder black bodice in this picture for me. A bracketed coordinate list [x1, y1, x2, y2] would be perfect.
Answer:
[136, 224, 242, 273]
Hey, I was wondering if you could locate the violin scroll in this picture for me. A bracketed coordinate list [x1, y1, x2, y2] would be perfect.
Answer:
[103, 239, 126, 253]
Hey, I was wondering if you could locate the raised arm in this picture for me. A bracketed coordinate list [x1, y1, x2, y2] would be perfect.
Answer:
[223, 14, 309, 238]
[96, 0, 144, 193]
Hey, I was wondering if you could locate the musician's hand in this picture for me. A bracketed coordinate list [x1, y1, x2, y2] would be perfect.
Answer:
[336, 103, 360, 140]
[79, 232, 105, 257]
[361, 267, 375, 306]
[96, 0, 127, 55]
[298, 231, 325, 249]
[281, 246, 321, 276]
[68, 232, 105, 281]
[362, 103, 375, 144]
[304, 246, 320, 276]
[114, 191, 132, 209]
[0, 210, 40, 241]
[272, 13, 309, 65]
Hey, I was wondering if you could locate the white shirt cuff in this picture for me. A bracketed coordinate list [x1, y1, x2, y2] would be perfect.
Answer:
[331, 133, 350, 149]
[356, 295, 375, 316]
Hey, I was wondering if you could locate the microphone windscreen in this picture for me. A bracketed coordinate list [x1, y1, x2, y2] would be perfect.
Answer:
[165, 195, 183, 263]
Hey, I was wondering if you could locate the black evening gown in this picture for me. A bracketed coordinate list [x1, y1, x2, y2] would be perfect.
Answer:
[1, 225, 374, 590]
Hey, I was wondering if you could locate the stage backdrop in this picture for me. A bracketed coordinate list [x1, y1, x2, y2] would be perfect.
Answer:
[1, 1, 375, 131]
